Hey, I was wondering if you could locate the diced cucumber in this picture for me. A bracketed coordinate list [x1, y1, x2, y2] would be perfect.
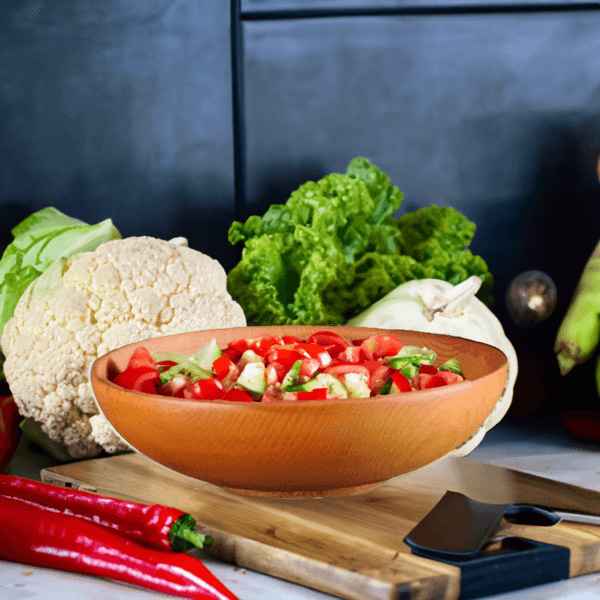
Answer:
[160, 359, 211, 385]
[281, 360, 302, 390]
[438, 357, 463, 376]
[343, 372, 371, 398]
[191, 338, 222, 371]
[237, 362, 267, 394]
[287, 373, 349, 397]
[388, 346, 436, 369]
[237, 349, 264, 370]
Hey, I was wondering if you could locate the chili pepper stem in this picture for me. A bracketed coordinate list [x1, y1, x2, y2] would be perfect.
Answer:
[170, 514, 213, 552]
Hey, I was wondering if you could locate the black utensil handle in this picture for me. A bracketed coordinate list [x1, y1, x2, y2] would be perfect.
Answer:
[407, 536, 570, 600]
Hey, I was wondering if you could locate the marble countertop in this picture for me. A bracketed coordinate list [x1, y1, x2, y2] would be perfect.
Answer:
[4, 413, 600, 600]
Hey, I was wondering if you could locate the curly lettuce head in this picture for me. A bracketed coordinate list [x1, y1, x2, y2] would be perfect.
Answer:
[227, 158, 493, 326]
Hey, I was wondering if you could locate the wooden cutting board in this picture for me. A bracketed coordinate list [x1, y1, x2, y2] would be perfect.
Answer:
[42, 453, 600, 600]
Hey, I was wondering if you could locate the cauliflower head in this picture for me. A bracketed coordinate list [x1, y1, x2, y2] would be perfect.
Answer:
[1, 236, 246, 458]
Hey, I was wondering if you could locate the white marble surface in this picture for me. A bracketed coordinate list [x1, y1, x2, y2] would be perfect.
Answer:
[3, 414, 600, 600]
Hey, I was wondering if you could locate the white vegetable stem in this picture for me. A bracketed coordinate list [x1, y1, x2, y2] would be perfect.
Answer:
[422, 275, 482, 322]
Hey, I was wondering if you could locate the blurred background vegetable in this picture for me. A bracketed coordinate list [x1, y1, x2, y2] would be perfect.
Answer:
[506, 270, 557, 328]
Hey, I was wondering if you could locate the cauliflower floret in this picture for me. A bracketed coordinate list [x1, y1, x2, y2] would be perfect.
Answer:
[2, 236, 246, 458]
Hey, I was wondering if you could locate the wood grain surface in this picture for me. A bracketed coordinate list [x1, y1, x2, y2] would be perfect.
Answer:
[42, 453, 600, 600]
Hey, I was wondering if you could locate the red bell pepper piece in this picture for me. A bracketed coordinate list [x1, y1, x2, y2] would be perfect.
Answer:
[0, 495, 238, 600]
[296, 388, 328, 401]
[390, 371, 412, 392]
[281, 335, 302, 345]
[212, 356, 237, 380]
[0, 474, 209, 552]
[221, 388, 254, 402]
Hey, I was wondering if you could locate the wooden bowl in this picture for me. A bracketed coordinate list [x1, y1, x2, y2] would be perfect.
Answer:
[90, 326, 508, 498]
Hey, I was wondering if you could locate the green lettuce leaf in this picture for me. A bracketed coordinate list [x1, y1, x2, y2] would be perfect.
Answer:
[227, 158, 494, 326]
[0, 207, 121, 349]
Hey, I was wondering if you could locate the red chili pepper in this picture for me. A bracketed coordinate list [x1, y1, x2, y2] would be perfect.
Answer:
[0, 496, 238, 600]
[0, 474, 208, 552]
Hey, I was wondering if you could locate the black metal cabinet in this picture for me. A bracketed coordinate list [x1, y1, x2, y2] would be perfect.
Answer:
[241, 8, 600, 302]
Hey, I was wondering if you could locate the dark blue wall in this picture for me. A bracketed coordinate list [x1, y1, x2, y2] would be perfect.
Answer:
[0, 0, 236, 268]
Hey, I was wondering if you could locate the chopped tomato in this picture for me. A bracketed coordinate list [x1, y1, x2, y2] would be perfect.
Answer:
[126, 347, 155, 370]
[250, 334, 284, 356]
[412, 373, 447, 390]
[227, 338, 252, 353]
[221, 347, 243, 362]
[222, 388, 254, 402]
[307, 331, 350, 358]
[113, 366, 160, 394]
[294, 343, 332, 368]
[418, 364, 438, 375]
[335, 345, 363, 363]
[281, 335, 302, 345]
[184, 378, 224, 400]
[265, 362, 286, 385]
[266, 348, 304, 370]
[323, 362, 370, 384]
[298, 358, 320, 383]
[360, 335, 404, 361]
[390, 371, 412, 393]
[156, 375, 188, 396]
[366, 363, 393, 395]
[437, 371, 462, 385]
